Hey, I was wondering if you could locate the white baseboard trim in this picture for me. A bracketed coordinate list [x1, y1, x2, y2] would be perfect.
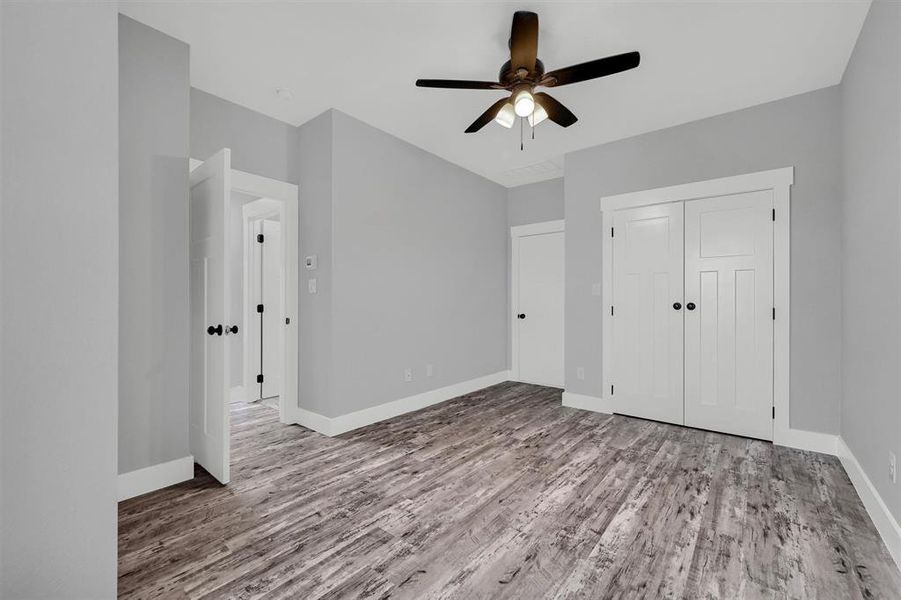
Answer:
[561, 391, 613, 414]
[775, 427, 839, 456]
[837, 437, 901, 572]
[295, 370, 511, 437]
[118, 455, 194, 501]
[230, 385, 246, 403]
[295, 406, 335, 436]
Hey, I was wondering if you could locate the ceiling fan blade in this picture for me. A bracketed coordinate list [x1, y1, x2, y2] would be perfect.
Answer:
[416, 79, 504, 90]
[534, 92, 578, 127]
[542, 51, 640, 87]
[465, 97, 512, 133]
[509, 11, 539, 72]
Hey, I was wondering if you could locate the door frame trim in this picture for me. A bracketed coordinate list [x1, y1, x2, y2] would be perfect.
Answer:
[600, 167, 794, 445]
[510, 219, 565, 386]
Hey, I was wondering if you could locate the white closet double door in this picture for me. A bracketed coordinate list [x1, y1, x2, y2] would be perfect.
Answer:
[611, 191, 774, 440]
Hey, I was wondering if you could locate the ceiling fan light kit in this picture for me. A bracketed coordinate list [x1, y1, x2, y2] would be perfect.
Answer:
[415, 10, 640, 149]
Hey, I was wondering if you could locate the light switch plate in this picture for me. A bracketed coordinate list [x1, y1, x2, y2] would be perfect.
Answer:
[304, 255, 317, 270]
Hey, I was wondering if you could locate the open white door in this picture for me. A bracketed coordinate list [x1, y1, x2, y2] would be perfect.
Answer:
[190, 149, 231, 484]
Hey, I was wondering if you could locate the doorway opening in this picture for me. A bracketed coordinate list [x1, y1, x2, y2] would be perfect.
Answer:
[189, 150, 299, 485]
[241, 198, 284, 411]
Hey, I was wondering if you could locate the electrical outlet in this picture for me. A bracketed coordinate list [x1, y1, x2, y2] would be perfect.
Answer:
[426, 364, 434, 377]
[307, 278, 317, 294]
[404, 368, 413, 382]
[890, 452, 897, 484]
[576, 367, 585, 380]
[591, 283, 602, 297]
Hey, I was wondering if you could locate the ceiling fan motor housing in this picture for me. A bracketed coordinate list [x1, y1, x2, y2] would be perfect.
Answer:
[499, 59, 545, 86]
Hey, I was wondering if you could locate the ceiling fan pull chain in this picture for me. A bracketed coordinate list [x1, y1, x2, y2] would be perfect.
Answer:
[520, 117, 524, 151]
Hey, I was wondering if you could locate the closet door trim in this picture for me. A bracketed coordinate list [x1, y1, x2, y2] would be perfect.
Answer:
[600, 167, 793, 446]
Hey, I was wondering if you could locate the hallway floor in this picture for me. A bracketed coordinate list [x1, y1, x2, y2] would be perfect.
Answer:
[118, 382, 901, 599]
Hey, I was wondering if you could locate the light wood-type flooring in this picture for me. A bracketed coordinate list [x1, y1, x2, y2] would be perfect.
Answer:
[118, 382, 901, 599]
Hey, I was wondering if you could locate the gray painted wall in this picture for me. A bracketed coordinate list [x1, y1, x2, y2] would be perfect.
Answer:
[564, 86, 844, 435]
[191, 88, 298, 184]
[295, 111, 335, 416]
[507, 178, 565, 227]
[119, 16, 191, 475]
[841, 0, 901, 523]
[506, 178, 565, 369]
[1, 2, 119, 596]
[329, 111, 508, 416]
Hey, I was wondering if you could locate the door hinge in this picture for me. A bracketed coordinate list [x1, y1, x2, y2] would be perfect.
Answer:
[257, 304, 264, 313]
[772, 406, 775, 419]
[257, 374, 264, 384]
[611, 305, 614, 316]
[257, 233, 264, 243]
[772, 208, 776, 222]
[772, 307, 776, 320]
[610, 227, 615, 238]
[610, 384, 614, 396]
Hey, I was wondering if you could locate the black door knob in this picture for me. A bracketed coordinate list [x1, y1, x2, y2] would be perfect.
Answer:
[673, 302, 682, 310]
[207, 324, 223, 336]
[226, 325, 238, 335]
[686, 302, 696, 311]
[517, 313, 526, 320]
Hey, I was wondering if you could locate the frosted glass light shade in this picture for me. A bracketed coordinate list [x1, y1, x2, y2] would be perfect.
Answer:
[528, 104, 548, 127]
[513, 89, 535, 117]
[494, 102, 515, 128]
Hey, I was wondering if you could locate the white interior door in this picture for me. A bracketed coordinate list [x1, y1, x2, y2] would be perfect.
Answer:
[515, 230, 564, 387]
[189, 149, 231, 484]
[611, 203, 684, 425]
[261, 219, 283, 399]
[684, 191, 774, 440]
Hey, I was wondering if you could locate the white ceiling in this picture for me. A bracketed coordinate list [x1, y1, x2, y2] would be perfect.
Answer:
[119, 1, 870, 188]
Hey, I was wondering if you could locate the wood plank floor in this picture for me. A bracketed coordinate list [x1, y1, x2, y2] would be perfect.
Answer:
[119, 382, 901, 599]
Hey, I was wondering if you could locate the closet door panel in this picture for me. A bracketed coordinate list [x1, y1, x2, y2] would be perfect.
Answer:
[684, 191, 774, 440]
[611, 202, 684, 425]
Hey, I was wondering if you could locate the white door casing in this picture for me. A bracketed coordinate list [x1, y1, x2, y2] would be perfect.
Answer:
[189, 149, 231, 484]
[684, 191, 774, 440]
[511, 221, 565, 388]
[611, 202, 685, 425]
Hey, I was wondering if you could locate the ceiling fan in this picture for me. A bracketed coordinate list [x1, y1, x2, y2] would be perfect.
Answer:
[415, 11, 640, 135]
